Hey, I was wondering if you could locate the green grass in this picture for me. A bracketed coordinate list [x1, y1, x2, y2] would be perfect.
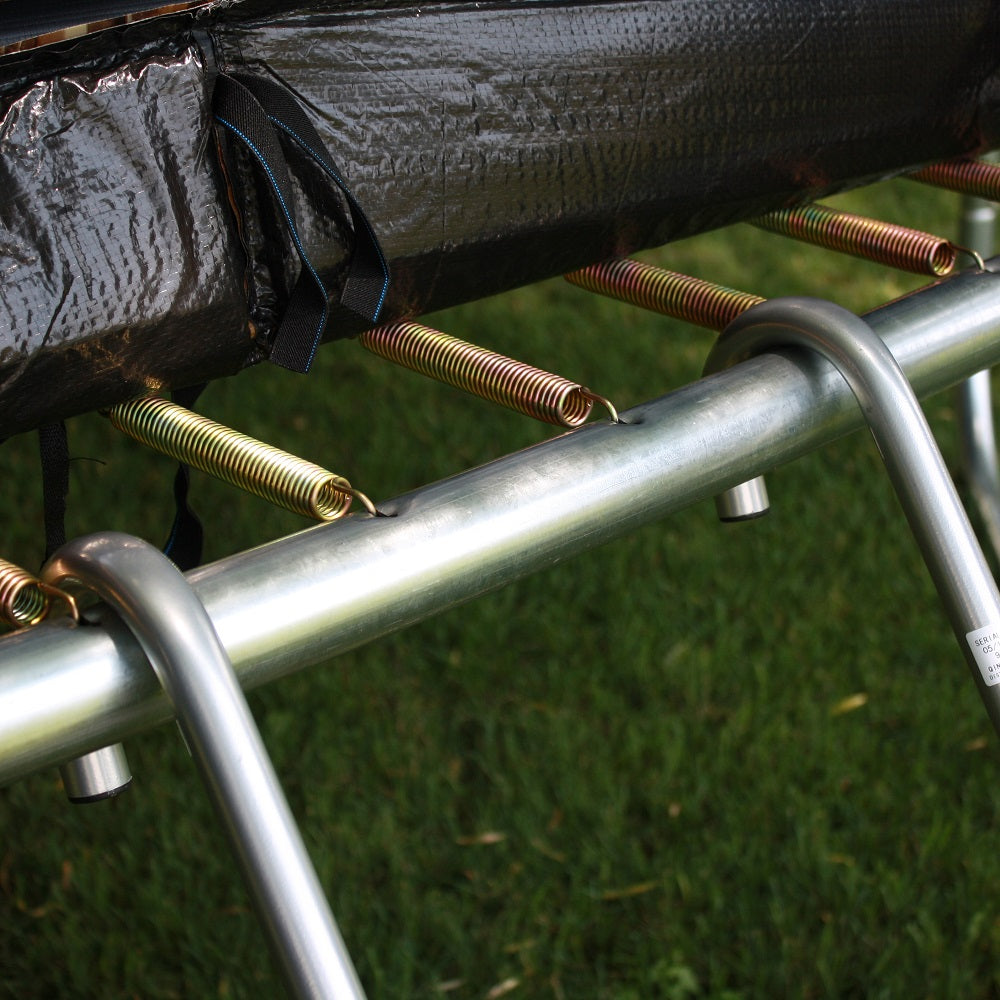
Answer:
[3, 178, 1000, 998]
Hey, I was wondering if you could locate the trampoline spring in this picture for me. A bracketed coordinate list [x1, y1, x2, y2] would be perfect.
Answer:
[0, 559, 77, 629]
[565, 258, 765, 331]
[749, 203, 958, 276]
[359, 321, 618, 427]
[106, 396, 377, 521]
[908, 158, 1000, 203]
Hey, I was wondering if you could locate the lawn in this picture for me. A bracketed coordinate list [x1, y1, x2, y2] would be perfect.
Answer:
[2, 177, 1000, 998]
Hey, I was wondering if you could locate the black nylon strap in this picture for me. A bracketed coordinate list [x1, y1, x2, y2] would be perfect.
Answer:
[162, 384, 206, 571]
[163, 463, 203, 571]
[214, 75, 329, 372]
[37, 421, 69, 563]
[213, 72, 389, 372]
[228, 72, 390, 324]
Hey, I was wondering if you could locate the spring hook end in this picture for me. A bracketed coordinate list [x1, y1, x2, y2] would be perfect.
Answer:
[953, 244, 987, 272]
[580, 389, 620, 424]
[38, 583, 80, 624]
[346, 487, 381, 517]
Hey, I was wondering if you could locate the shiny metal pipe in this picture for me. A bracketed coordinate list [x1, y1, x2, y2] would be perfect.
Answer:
[3, 265, 1000, 785]
[42, 534, 366, 1000]
[959, 369, 1000, 556]
[706, 297, 1000, 736]
[956, 195, 1000, 558]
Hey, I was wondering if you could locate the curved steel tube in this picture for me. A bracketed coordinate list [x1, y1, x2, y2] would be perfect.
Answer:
[956, 194, 1000, 561]
[705, 297, 1000, 735]
[959, 368, 1000, 558]
[41, 534, 366, 1000]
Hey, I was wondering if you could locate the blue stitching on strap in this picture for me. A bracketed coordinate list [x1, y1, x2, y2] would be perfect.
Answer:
[215, 113, 328, 365]
[268, 116, 390, 320]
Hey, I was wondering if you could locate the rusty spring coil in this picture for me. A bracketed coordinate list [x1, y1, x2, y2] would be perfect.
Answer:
[565, 258, 765, 331]
[750, 202, 958, 276]
[359, 322, 618, 427]
[0, 558, 76, 629]
[909, 158, 1000, 202]
[107, 396, 375, 520]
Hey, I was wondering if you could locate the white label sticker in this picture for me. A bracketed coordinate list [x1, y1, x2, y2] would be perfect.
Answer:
[966, 625, 1000, 687]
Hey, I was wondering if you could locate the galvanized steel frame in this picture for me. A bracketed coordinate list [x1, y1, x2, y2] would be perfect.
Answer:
[2, 263, 1000, 786]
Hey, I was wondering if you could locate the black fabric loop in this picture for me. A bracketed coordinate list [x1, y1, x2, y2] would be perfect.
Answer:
[162, 383, 206, 571]
[228, 72, 390, 323]
[38, 421, 69, 564]
[213, 72, 389, 373]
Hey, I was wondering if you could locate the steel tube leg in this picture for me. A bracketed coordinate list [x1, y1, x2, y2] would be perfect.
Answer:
[956, 193, 1000, 559]
[959, 369, 1000, 560]
[42, 533, 366, 1000]
[705, 297, 1000, 736]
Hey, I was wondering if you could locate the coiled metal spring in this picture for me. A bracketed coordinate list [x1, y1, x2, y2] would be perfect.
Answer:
[565, 258, 765, 330]
[909, 158, 1000, 202]
[359, 322, 618, 427]
[107, 396, 375, 520]
[750, 203, 957, 276]
[0, 558, 76, 629]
